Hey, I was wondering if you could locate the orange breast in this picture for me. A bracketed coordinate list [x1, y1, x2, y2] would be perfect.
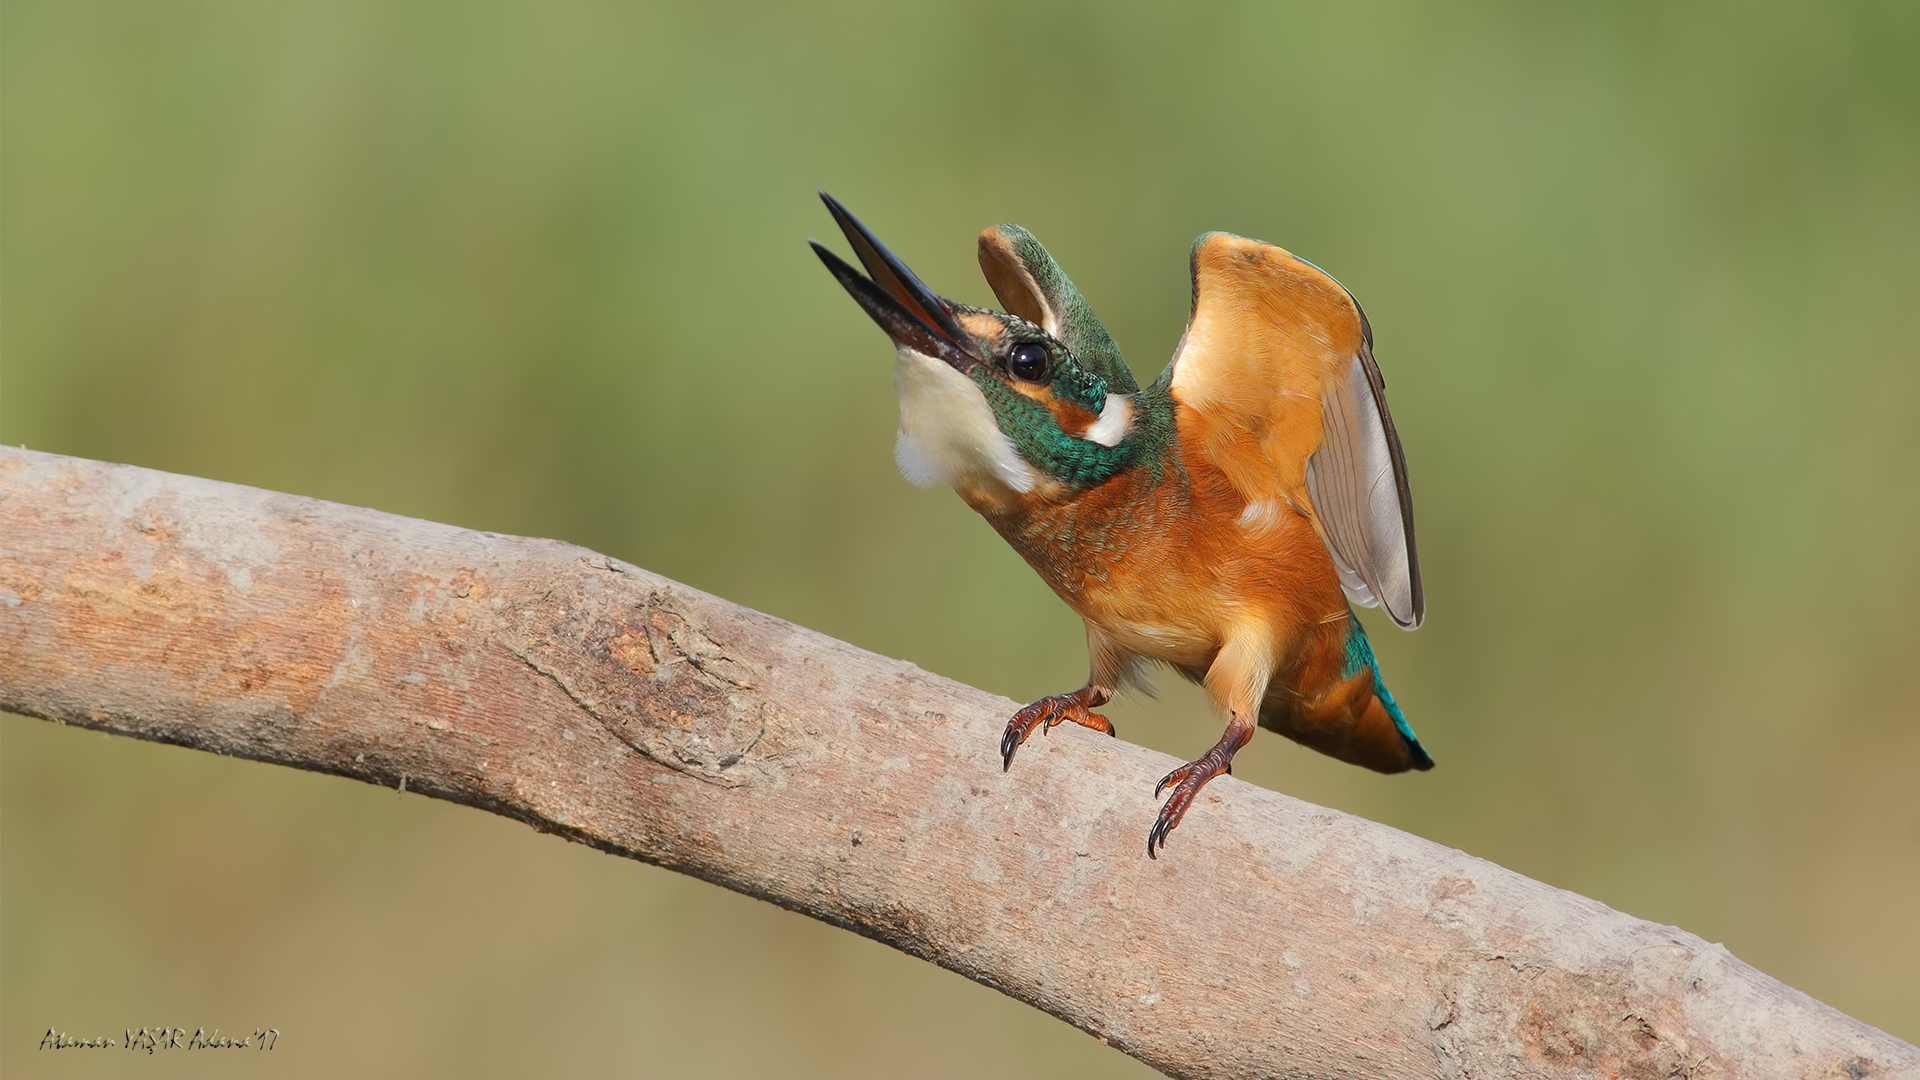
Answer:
[970, 402, 1349, 674]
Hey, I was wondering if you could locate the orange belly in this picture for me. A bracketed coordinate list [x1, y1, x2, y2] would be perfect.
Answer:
[972, 434, 1348, 677]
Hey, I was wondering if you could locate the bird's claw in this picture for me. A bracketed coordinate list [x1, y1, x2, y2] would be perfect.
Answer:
[1000, 693, 1114, 770]
[1147, 756, 1231, 859]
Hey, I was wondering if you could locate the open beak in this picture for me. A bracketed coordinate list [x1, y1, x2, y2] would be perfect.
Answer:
[810, 191, 979, 370]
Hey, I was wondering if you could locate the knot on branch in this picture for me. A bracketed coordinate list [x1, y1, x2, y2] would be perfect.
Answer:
[505, 567, 796, 787]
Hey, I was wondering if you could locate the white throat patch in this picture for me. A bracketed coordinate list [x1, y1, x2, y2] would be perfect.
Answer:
[892, 348, 1037, 494]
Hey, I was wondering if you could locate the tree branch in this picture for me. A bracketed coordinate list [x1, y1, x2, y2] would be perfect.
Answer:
[1, 446, 1911, 1080]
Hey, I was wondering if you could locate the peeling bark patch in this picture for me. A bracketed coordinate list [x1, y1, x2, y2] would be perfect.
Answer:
[503, 587, 794, 786]
[1425, 948, 1747, 1080]
[1426, 875, 1476, 929]
[1508, 967, 1714, 1080]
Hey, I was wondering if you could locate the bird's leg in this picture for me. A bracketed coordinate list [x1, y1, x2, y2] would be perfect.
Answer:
[1001, 684, 1114, 770]
[1000, 624, 1136, 770]
[1147, 629, 1272, 858]
[1147, 717, 1253, 858]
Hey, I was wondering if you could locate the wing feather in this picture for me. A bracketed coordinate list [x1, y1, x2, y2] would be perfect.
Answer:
[1305, 344, 1422, 626]
[1167, 233, 1423, 629]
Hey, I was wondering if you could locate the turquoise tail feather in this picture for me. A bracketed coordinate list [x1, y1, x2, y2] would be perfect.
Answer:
[1342, 618, 1434, 770]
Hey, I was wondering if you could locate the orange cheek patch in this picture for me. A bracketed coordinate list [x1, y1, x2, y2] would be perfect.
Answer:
[1043, 393, 1101, 438]
[998, 379, 1101, 438]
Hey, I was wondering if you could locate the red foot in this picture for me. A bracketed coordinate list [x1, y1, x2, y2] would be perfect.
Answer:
[1001, 692, 1115, 770]
[1147, 750, 1235, 859]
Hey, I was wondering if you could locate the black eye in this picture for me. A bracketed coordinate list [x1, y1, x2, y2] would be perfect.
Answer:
[1008, 342, 1051, 382]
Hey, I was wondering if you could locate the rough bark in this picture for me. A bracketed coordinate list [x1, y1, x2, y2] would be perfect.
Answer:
[0, 446, 1912, 1080]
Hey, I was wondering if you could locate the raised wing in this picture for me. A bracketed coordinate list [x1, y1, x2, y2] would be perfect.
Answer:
[1166, 233, 1423, 628]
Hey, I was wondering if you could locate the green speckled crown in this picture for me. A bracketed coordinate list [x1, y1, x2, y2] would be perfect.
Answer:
[978, 225, 1139, 394]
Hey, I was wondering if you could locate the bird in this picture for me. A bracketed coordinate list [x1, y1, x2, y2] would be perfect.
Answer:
[810, 191, 1430, 858]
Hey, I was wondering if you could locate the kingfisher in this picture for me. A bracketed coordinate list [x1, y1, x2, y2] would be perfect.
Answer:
[811, 192, 1429, 857]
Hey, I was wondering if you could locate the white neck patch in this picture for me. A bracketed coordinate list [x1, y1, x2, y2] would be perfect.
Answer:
[1083, 393, 1134, 447]
[892, 348, 1037, 494]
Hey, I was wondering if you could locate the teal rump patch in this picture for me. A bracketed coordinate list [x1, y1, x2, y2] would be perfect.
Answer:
[1342, 618, 1434, 769]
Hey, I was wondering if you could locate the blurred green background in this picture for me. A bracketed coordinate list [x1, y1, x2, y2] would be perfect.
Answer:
[4, 1, 1916, 1075]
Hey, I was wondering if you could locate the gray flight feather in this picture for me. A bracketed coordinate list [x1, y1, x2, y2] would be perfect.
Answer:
[1304, 344, 1424, 629]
